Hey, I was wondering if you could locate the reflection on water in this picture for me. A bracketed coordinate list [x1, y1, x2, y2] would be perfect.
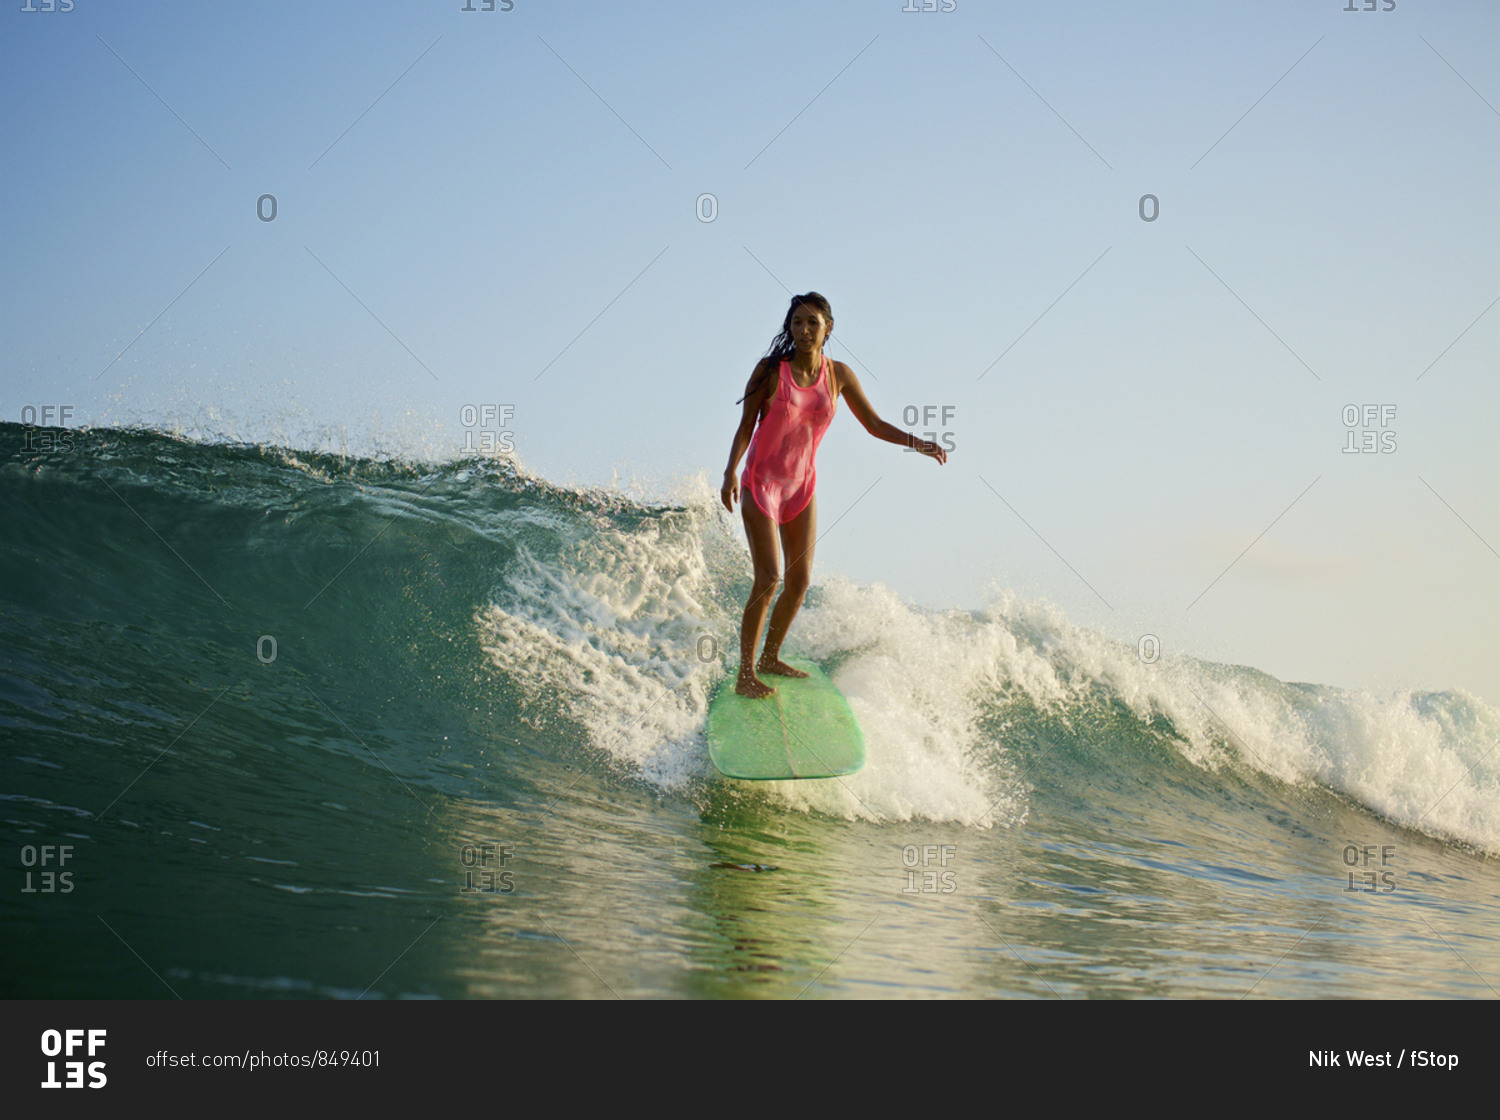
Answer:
[384, 759, 1498, 999]
[7, 708, 1499, 998]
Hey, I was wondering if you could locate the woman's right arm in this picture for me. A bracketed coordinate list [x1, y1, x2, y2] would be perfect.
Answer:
[721, 360, 773, 511]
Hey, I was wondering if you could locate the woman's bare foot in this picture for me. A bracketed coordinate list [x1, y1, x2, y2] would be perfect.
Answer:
[735, 670, 776, 698]
[756, 657, 809, 679]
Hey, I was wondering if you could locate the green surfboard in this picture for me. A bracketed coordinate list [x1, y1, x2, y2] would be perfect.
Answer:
[706, 658, 866, 780]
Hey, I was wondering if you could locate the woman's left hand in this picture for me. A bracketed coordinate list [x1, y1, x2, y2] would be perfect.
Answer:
[911, 437, 947, 465]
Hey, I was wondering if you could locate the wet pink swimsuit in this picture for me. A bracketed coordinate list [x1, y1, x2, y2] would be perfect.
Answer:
[741, 355, 837, 524]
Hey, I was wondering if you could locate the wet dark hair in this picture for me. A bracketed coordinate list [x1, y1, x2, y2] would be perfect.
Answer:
[737, 292, 834, 405]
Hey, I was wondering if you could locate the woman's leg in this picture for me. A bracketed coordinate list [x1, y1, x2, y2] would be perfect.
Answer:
[736, 496, 782, 697]
[757, 496, 815, 678]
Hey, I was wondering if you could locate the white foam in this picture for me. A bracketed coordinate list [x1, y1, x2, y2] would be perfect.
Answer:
[976, 591, 1500, 853]
[472, 492, 1499, 848]
[475, 499, 724, 792]
[473, 498, 1022, 826]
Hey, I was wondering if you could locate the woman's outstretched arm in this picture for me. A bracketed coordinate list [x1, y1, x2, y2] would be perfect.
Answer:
[835, 361, 948, 465]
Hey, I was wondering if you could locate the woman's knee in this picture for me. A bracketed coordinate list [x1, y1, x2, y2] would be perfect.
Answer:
[781, 568, 811, 598]
[751, 567, 782, 596]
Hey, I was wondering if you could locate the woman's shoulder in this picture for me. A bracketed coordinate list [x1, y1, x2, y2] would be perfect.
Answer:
[751, 356, 782, 385]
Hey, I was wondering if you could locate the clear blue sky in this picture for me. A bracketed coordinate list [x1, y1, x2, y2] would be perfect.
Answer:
[3, 0, 1496, 702]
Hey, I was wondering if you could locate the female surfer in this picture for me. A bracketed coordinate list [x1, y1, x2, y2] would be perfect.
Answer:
[720, 292, 947, 698]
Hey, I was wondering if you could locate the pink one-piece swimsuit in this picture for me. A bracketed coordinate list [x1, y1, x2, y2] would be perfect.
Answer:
[741, 354, 838, 524]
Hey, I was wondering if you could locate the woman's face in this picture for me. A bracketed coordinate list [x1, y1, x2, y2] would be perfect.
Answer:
[790, 305, 829, 351]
